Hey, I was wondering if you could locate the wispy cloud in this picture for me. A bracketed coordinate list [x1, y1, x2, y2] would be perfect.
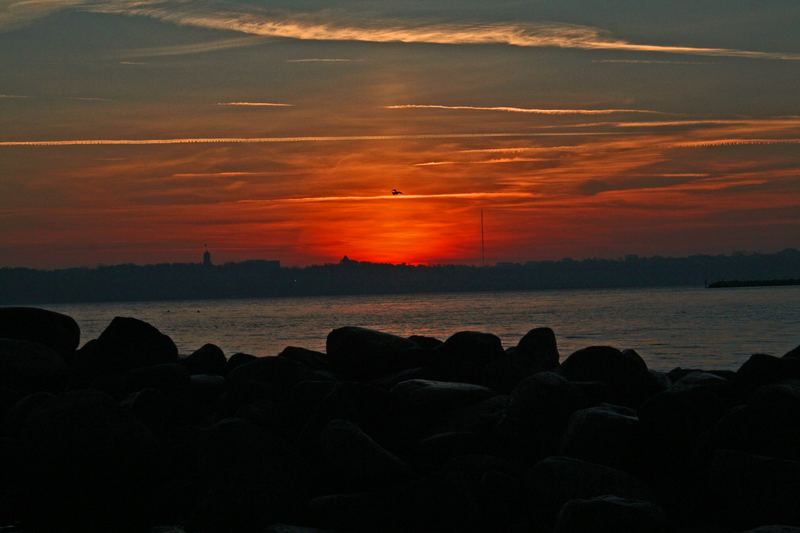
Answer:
[592, 59, 708, 65]
[86, 5, 800, 61]
[0, 94, 29, 99]
[675, 138, 800, 148]
[216, 102, 294, 108]
[386, 104, 665, 115]
[65, 96, 112, 102]
[287, 58, 360, 63]
[415, 158, 546, 166]
[119, 36, 269, 58]
[0, 131, 626, 148]
[243, 192, 538, 203]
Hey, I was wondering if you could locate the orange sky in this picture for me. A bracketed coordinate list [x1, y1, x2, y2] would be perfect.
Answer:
[1, 3, 799, 267]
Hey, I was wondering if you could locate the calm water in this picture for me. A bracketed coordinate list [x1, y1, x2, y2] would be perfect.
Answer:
[45, 286, 800, 371]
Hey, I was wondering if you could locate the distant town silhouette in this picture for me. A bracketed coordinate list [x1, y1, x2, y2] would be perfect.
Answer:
[2, 249, 799, 304]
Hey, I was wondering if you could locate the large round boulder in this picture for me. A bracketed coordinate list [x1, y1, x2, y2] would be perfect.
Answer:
[391, 379, 496, 412]
[0, 338, 67, 394]
[707, 449, 800, 529]
[182, 343, 226, 376]
[561, 404, 640, 472]
[496, 372, 587, 459]
[81, 316, 178, 373]
[326, 327, 421, 379]
[735, 354, 800, 394]
[14, 389, 161, 530]
[514, 327, 560, 374]
[320, 419, 409, 490]
[554, 495, 668, 533]
[526, 456, 651, 529]
[0, 307, 80, 358]
[559, 347, 658, 407]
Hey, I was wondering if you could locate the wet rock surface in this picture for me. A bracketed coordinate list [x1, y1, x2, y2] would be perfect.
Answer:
[0, 308, 797, 532]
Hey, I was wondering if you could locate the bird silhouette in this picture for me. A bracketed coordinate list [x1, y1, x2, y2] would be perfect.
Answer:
[391, 189, 403, 196]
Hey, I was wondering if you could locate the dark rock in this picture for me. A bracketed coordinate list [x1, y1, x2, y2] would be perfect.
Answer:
[82, 316, 178, 373]
[514, 327, 560, 373]
[279, 346, 330, 372]
[320, 419, 408, 489]
[409, 335, 443, 350]
[437, 331, 505, 380]
[784, 345, 800, 358]
[15, 389, 161, 530]
[554, 495, 668, 533]
[326, 327, 419, 379]
[710, 382, 800, 461]
[743, 526, 800, 533]
[0, 338, 67, 394]
[391, 379, 496, 412]
[226, 351, 258, 373]
[416, 431, 483, 465]
[559, 346, 658, 407]
[196, 418, 309, 528]
[639, 385, 729, 477]
[561, 403, 640, 472]
[526, 456, 651, 528]
[227, 355, 332, 405]
[183, 343, 226, 375]
[265, 525, 334, 533]
[126, 363, 190, 394]
[670, 370, 730, 392]
[736, 354, 800, 394]
[0, 307, 80, 358]
[707, 449, 800, 528]
[120, 387, 173, 435]
[497, 372, 588, 459]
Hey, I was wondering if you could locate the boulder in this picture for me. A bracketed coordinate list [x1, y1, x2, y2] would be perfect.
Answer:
[182, 343, 226, 375]
[710, 382, 800, 461]
[736, 354, 800, 394]
[409, 335, 443, 350]
[279, 346, 330, 372]
[320, 419, 409, 490]
[431, 331, 507, 386]
[707, 449, 800, 528]
[0, 307, 80, 358]
[670, 370, 730, 392]
[554, 495, 668, 533]
[15, 390, 161, 530]
[559, 346, 658, 407]
[326, 327, 419, 379]
[561, 404, 640, 472]
[226, 352, 258, 373]
[0, 338, 67, 394]
[82, 316, 178, 373]
[526, 456, 651, 528]
[391, 379, 496, 412]
[743, 525, 800, 533]
[639, 386, 729, 477]
[514, 327, 560, 373]
[497, 372, 587, 459]
[227, 355, 332, 404]
[784, 345, 800, 358]
[126, 363, 190, 394]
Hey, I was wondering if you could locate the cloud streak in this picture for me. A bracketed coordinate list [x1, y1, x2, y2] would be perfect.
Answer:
[87, 4, 800, 61]
[386, 104, 665, 115]
[216, 102, 294, 108]
[244, 192, 537, 203]
[0, 131, 627, 147]
[675, 138, 800, 148]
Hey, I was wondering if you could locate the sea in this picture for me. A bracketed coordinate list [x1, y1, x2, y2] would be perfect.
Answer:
[43, 286, 800, 372]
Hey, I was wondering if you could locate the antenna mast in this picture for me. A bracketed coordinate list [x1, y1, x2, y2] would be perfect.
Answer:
[480, 208, 485, 266]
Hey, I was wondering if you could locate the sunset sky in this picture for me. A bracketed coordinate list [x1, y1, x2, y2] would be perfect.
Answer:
[1, 1, 799, 267]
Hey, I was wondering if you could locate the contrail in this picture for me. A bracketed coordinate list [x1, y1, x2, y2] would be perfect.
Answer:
[0, 131, 628, 147]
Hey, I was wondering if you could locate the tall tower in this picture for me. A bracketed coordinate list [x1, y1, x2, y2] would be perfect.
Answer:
[202, 244, 213, 267]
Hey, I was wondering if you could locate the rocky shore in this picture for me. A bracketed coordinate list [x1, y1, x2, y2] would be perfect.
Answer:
[1, 307, 799, 533]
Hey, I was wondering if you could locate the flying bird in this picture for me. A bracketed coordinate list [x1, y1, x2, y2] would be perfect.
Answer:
[391, 189, 403, 196]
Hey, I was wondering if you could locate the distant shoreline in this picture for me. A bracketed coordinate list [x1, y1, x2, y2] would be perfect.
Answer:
[708, 279, 800, 288]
